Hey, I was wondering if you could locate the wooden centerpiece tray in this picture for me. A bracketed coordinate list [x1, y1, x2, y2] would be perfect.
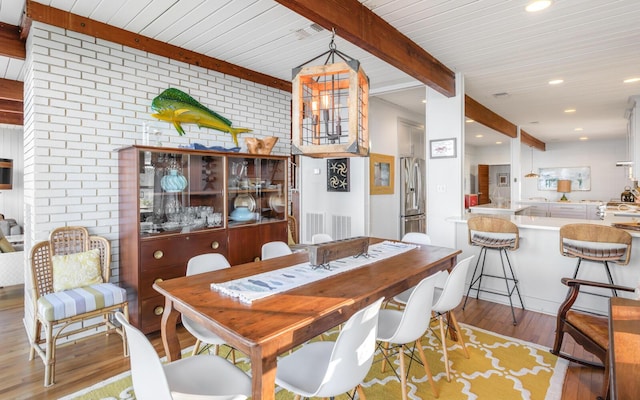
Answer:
[611, 221, 640, 231]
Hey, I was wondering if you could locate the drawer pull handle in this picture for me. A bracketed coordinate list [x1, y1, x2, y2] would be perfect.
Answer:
[211, 241, 219, 249]
[154, 306, 164, 316]
[154, 278, 164, 285]
[153, 250, 164, 259]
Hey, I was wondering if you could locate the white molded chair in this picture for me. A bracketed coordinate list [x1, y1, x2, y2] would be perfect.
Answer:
[182, 253, 237, 361]
[431, 256, 474, 381]
[275, 297, 384, 400]
[115, 312, 251, 400]
[311, 233, 333, 244]
[392, 256, 474, 381]
[377, 272, 442, 400]
[401, 232, 431, 245]
[261, 241, 293, 260]
[388, 232, 432, 307]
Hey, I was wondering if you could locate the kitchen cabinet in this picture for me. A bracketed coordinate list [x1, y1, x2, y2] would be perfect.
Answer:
[521, 202, 549, 217]
[118, 145, 288, 333]
[519, 201, 601, 219]
[549, 203, 587, 219]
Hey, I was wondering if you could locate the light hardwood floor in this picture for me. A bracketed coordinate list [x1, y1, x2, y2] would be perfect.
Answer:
[0, 284, 603, 399]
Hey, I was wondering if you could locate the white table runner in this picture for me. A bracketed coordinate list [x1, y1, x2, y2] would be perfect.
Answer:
[210, 241, 417, 304]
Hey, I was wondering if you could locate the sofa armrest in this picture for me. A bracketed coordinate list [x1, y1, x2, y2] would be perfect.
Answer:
[0, 251, 25, 287]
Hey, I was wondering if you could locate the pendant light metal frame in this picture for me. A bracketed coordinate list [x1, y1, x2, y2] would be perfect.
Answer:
[291, 29, 369, 158]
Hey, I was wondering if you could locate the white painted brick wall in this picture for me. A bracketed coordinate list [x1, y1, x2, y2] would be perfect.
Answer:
[22, 21, 291, 284]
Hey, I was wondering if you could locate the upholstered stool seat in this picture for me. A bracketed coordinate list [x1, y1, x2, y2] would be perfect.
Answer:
[463, 216, 524, 325]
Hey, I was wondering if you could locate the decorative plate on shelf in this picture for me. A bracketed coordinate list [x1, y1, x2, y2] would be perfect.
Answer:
[234, 193, 256, 212]
[269, 194, 285, 213]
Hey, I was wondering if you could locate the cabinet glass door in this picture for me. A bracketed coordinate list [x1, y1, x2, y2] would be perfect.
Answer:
[227, 155, 287, 226]
[139, 149, 225, 236]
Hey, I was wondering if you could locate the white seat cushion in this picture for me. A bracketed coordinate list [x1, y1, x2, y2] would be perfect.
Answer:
[37, 283, 127, 321]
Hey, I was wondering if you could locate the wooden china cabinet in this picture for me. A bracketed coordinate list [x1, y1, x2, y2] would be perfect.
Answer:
[118, 145, 288, 333]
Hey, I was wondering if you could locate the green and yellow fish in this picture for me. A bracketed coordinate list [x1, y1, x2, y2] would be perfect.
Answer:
[151, 88, 251, 147]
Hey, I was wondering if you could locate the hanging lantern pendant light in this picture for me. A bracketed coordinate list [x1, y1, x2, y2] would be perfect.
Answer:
[291, 28, 369, 157]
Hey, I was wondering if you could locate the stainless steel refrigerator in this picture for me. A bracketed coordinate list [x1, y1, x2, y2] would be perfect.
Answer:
[400, 157, 426, 236]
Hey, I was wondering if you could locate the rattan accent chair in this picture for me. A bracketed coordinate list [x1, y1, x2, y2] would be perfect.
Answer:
[287, 215, 298, 245]
[29, 226, 129, 386]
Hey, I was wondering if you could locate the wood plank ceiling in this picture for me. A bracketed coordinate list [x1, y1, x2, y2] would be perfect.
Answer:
[1, 0, 639, 150]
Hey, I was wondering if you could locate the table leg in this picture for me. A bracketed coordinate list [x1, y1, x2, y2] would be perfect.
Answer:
[251, 347, 278, 400]
[160, 297, 181, 362]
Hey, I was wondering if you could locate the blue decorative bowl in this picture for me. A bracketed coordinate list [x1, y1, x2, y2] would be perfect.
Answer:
[230, 207, 254, 222]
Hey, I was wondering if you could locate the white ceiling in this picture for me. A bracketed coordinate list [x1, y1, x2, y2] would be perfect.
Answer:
[1, 0, 639, 148]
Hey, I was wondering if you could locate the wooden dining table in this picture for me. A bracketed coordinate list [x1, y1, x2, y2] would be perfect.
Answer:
[153, 238, 460, 400]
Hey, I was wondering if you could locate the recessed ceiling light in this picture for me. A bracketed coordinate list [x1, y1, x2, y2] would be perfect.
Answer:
[574, 128, 583, 131]
[624, 77, 640, 84]
[466, 119, 475, 123]
[421, 99, 426, 103]
[475, 134, 484, 138]
[579, 136, 588, 141]
[548, 79, 564, 85]
[526, 0, 552, 12]
[496, 141, 503, 145]
[564, 108, 576, 113]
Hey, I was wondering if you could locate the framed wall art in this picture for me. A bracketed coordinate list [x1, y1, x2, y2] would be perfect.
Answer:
[327, 158, 350, 192]
[430, 138, 457, 158]
[370, 153, 395, 195]
[497, 173, 510, 187]
[537, 166, 591, 191]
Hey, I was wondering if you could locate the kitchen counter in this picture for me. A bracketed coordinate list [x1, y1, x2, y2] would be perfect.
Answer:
[448, 214, 640, 316]
[469, 203, 530, 215]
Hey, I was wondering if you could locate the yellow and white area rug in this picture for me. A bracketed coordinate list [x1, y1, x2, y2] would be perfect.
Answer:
[60, 323, 567, 400]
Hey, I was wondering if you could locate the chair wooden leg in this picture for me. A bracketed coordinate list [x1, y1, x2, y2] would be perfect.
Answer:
[449, 311, 469, 359]
[191, 339, 202, 356]
[121, 305, 129, 357]
[381, 341, 390, 372]
[416, 338, 439, 398]
[438, 316, 452, 382]
[29, 318, 41, 361]
[44, 322, 54, 387]
[398, 344, 408, 400]
[356, 384, 367, 400]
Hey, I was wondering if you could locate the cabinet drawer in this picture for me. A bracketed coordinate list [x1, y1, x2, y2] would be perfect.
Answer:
[140, 231, 228, 271]
[549, 204, 586, 218]
[140, 295, 167, 333]
[139, 265, 185, 299]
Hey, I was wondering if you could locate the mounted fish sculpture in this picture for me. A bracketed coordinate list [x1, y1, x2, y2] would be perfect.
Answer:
[151, 88, 251, 147]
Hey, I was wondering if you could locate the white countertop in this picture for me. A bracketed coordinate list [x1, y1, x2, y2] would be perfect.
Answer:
[470, 203, 530, 212]
[448, 214, 640, 236]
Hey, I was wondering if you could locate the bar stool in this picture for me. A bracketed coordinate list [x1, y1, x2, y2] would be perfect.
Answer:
[559, 223, 632, 296]
[463, 216, 524, 325]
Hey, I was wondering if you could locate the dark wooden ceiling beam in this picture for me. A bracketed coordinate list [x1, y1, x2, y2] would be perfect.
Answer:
[465, 95, 517, 138]
[25, 1, 291, 92]
[0, 78, 24, 125]
[521, 130, 546, 151]
[274, 0, 455, 97]
[0, 23, 25, 59]
[0, 78, 23, 102]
